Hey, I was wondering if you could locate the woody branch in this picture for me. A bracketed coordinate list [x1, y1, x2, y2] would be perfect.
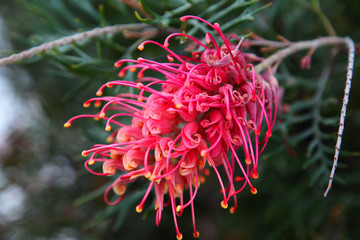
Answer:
[252, 36, 355, 197]
[0, 23, 149, 67]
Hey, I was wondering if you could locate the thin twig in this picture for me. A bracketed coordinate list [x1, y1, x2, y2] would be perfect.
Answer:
[0, 23, 148, 67]
[324, 37, 355, 197]
[253, 36, 355, 196]
[254, 36, 347, 73]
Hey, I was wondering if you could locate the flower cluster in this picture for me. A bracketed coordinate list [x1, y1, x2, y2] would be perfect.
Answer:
[65, 16, 279, 239]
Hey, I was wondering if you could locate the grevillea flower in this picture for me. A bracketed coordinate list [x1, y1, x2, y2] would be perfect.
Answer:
[65, 16, 279, 239]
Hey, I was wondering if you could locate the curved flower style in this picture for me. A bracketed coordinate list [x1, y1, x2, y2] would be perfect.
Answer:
[65, 16, 279, 239]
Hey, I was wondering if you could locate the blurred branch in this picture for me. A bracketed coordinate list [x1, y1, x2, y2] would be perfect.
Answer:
[0, 23, 149, 67]
[252, 36, 355, 197]
[254, 36, 351, 73]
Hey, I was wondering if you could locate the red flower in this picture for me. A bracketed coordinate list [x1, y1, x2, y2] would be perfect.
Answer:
[65, 15, 279, 239]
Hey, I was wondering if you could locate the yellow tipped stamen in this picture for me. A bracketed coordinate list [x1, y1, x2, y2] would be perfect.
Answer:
[136, 83, 144, 89]
[229, 206, 236, 214]
[175, 103, 182, 109]
[251, 172, 259, 179]
[138, 44, 144, 51]
[136, 205, 143, 213]
[94, 101, 101, 108]
[145, 171, 151, 178]
[251, 188, 258, 195]
[193, 231, 200, 238]
[106, 136, 114, 143]
[176, 205, 182, 212]
[221, 200, 228, 209]
[99, 112, 105, 118]
[105, 125, 111, 131]
[165, 175, 172, 180]
[94, 117, 100, 121]
[200, 150, 206, 157]
[64, 122, 71, 128]
[176, 184, 182, 192]
[176, 233, 183, 240]
[245, 158, 252, 165]
[81, 151, 88, 157]
[83, 102, 90, 108]
[88, 160, 95, 165]
[96, 90, 103, 96]
[106, 83, 113, 88]
[130, 67, 136, 72]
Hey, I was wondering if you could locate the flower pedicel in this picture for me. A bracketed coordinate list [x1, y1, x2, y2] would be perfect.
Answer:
[65, 15, 279, 239]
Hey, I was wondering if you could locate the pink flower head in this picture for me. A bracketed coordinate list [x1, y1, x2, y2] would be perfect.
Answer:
[65, 15, 279, 239]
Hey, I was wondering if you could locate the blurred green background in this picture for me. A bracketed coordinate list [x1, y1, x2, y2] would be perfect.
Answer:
[0, 0, 359, 239]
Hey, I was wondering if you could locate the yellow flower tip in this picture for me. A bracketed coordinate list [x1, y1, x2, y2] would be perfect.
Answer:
[176, 233, 183, 240]
[130, 67, 136, 72]
[106, 83, 113, 88]
[136, 205, 143, 213]
[119, 72, 125, 78]
[83, 102, 91, 108]
[137, 97, 143, 102]
[138, 44, 144, 51]
[245, 158, 252, 165]
[99, 112, 106, 118]
[167, 56, 174, 62]
[200, 150, 206, 158]
[193, 231, 200, 238]
[165, 175, 172, 181]
[136, 82, 144, 89]
[81, 151, 89, 157]
[229, 206, 236, 214]
[106, 136, 114, 143]
[251, 187, 258, 195]
[221, 200, 228, 209]
[64, 122, 71, 128]
[94, 101, 101, 108]
[144, 171, 151, 178]
[251, 172, 259, 179]
[96, 90, 103, 96]
[105, 125, 111, 131]
[164, 43, 169, 48]
[114, 62, 121, 68]
[94, 117, 100, 121]
[176, 184, 182, 192]
[88, 160, 95, 165]
[176, 205, 182, 212]
[175, 103, 182, 109]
